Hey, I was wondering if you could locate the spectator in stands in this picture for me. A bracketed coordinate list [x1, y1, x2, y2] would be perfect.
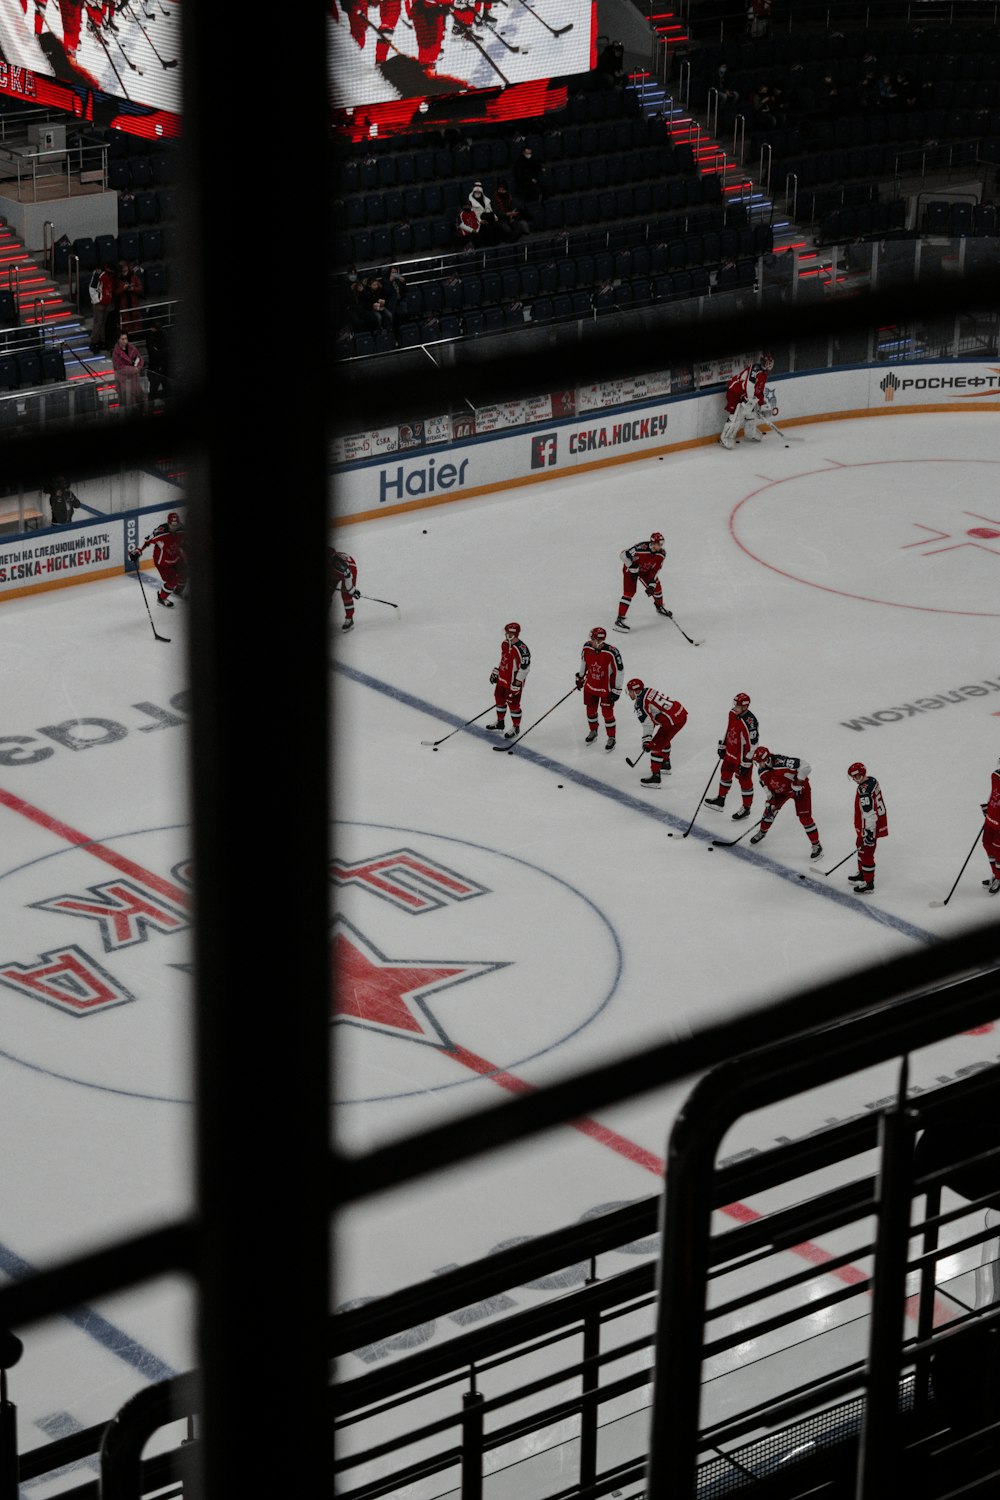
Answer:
[455, 201, 480, 248]
[512, 145, 545, 204]
[876, 72, 898, 110]
[596, 39, 624, 84]
[47, 477, 81, 526]
[145, 318, 171, 405]
[747, 0, 772, 38]
[115, 260, 143, 337]
[359, 276, 394, 334]
[750, 83, 777, 130]
[819, 74, 843, 119]
[112, 330, 145, 412]
[492, 180, 529, 238]
[89, 261, 115, 354]
[347, 279, 379, 334]
[467, 182, 496, 239]
[895, 69, 918, 110]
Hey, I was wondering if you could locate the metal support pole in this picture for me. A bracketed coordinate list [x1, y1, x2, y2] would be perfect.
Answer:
[461, 1385, 485, 1500]
[580, 1305, 600, 1491]
[0, 1374, 17, 1500]
[857, 1063, 917, 1500]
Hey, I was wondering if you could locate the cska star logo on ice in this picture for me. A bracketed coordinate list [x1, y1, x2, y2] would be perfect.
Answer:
[332, 823, 622, 1106]
[332, 916, 508, 1049]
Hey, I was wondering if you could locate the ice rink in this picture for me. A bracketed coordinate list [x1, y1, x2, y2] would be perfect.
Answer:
[2, 408, 1000, 1476]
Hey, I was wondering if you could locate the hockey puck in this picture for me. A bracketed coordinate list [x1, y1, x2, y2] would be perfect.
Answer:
[784, 444, 789, 448]
[707, 845, 714, 852]
[798, 873, 805, 879]
[422, 529, 428, 533]
[432, 746, 438, 751]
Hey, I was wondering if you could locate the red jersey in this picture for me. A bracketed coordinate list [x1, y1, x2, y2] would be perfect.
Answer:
[633, 687, 685, 731]
[984, 768, 1000, 833]
[620, 540, 664, 585]
[721, 709, 759, 767]
[330, 549, 357, 592]
[579, 640, 623, 696]
[760, 757, 810, 801]
[497, 636, 530, 691]
[854, 775, 888, 839]
[725, 361, 769, 414]
[140, 520, 185, 570]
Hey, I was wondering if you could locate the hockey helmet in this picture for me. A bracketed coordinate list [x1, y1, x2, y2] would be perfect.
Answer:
[760, 351, 774, 370]
[733, 692, 751, 710]
[752, 746, 772, 766]
[649, 530, 665, 547]
[626, 678, 644, 697]
[848, 762, 867, 781]
[590, 626, 607, 642]
[504, 621, 521, 638]
[167, 511, 180, 529]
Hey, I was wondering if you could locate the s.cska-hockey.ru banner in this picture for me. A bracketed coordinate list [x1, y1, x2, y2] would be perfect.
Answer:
[330, 0, 595, 140]
[0, 0, 180, 138]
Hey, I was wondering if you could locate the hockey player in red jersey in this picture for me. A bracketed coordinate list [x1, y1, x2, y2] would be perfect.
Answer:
[329, 548, 360, 631]
[576, 626, 623, 751]
[704, 692, 759, 819]
[614, 532, 670, 632]
[720, 353, 778, 449]
[749, 747, 823, 858]
[128, 511, 186, 608]
[490, 622, 530, 740]
[847, 762, 888, 894]
[627, 678, 687, 787]
[981, 756, 1000, 894]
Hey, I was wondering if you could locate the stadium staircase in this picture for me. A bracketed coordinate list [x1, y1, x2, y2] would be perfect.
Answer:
[0, 215, 115, 403]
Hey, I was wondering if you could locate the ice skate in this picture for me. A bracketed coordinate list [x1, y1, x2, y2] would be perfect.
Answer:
[605, 736, 616, 751]
[156, 591, 173, 608]
[640, 772, 661, 786]
[585, 729, 599, 743]
[613, 618, 630, 632]
[654, 604, 672, 617]
[731, 806, 752, 820]
[750, 829, 767, 844]
[504, 727, 519, 740]
[810, 843, 823, 860]
[341, 618, 353, 632]
[703, 796, 725, 811]
[852, 882, 874, 894]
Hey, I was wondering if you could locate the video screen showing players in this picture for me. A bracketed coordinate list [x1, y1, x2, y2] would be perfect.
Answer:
[330, 0, 595, 136]
[0, 0, 180, 136]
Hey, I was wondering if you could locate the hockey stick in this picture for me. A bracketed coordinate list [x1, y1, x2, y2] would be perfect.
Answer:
[131, 564, 170, 642]
[815, 848, 859, 877]
[711, 817, 763, 849]
[929, 824, 985, 907]
[494, 686, 576, 751]
[357, 592, 399, 610]
[421, 706, 495, 747]
[625, 745, 648, 769]
[122, 1, 177, 66]
[82, 14, 131, 95]
[455, 20, 512, 85]
[105, 20, 144, 74]
[682, 762, 719, 838]
[476, 15, 526, 55]
[497, 0, 572, 36]
[765, 415, 804, 444]
[667, 612, 704, 647]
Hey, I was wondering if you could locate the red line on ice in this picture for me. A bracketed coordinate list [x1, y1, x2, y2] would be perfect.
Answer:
[0, 787, 190, 909]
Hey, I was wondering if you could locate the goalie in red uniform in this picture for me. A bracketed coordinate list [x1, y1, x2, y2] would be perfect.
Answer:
[614, 531, 670, 632]
[128, 510, 186, 608]
[749, 747, 823, 858]
[627, 678, 687, 787]
[704, 691, 759, 819]
[490, 621, 530, 740]
[576, 626, 623, 751]
[847, 762, 888, 894]
[720, 353, 778, 449]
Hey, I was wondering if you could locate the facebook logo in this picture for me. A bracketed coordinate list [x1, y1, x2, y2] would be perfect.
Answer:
[530, 433, 558, 468]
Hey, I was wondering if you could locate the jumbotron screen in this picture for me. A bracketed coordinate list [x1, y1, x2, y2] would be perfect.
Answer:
[330, 0, 596, 139]
[0, 0, 180, 138]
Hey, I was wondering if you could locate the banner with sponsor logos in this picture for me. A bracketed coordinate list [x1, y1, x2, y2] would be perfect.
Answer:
[332, 361, 1000, 522]
[0, 521, 119, 598]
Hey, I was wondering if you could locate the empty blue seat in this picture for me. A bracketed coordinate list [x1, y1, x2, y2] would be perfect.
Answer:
[128, 155, 152, 187]
[139, 228, 162, 261]
[144, 262, 167, 297]
[353, 331, 376, 357]
[0, 355, 16, 388]
[15, 351, 41, 386]
[72, 236, 96, 270]
[135, 191, 159, 224]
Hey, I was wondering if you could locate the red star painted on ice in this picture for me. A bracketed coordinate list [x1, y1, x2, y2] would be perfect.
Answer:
[331, 916, 508, 1048]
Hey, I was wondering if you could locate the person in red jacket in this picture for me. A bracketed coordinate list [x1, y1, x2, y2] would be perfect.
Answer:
[981, 756, 1000, 894]
[704, 692, 759, 819]
[614, 532, 669, 632]
[129, 510, 186, 608]
[627, 678, 687, 787]
[848, 762, 888, 894]
[490, 622, 530, 740]
[749, 747, 823, 858]
[575, 626, 623, 751]
[720, 353, 778, 449]
[329, 549, 360, 631]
